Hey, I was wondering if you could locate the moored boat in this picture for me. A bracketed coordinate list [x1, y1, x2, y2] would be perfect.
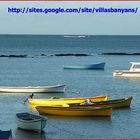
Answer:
[0, 84, 66, 93]
[68, 96, 132, 109]
[0, 130, 12, 139]
[113, 62, 140, 77]
[63, 62, 105, 69]
[16, 112, 47, 133]
[28, 95, 108, 106]
[36, 106, 112, 117]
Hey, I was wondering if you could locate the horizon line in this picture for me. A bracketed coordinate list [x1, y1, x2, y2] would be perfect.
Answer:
[0, 34, 140, 36]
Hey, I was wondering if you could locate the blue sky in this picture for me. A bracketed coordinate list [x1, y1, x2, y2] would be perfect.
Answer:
[0, 2, 140, 35]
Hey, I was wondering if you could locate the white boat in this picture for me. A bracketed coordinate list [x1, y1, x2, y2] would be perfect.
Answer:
[16, 112, 47, 132]
[0, 85, 66, 93]
[113, 62, 140, 77]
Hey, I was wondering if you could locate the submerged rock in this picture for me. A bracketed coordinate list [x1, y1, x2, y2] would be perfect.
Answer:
[101, 52, 140, 55]
[0, 54, 27, 58]
[54, 53, 91, 56]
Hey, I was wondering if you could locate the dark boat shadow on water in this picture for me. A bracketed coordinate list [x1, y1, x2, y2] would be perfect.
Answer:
[112, 106, 131, 112]
[14, 128, 47, 138]
[41, 114, 112, 122]
[62, 69, 105, 71]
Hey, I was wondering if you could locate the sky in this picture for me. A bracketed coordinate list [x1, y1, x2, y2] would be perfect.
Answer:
[0, 1, 140, 35]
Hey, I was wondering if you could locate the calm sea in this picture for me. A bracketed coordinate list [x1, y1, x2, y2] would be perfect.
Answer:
[0, 35, 140, 138]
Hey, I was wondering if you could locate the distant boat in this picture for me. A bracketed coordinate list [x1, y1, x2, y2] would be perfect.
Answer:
[0, 130, 12, 139]
[63, 62, 105, 70]
[0, 85, 66, 93]
[63, 35, 86, 38]
[68, 96, 132, 109]
[16, 112, 47, 133]
[36, 106, 112, 117]
[113, 62, 140, 77]
[28, 95, 108, 106]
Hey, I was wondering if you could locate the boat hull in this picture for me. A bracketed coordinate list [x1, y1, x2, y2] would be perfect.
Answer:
[16, 119, 46, 132]
[0, 85, 66, 93]
[113, 62, 140, 78]
[0, 130, 12, 139]
[113, 71, 140, 77]
[36, 106, 112, 117]
[16, 113, 47, 132]
[69, 96, 132, 109]
[28, 96, 108, 106]
[63, 62, 105, 69]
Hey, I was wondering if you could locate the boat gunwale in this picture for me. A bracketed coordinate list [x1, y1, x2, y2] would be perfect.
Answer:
[16, 113, 47, 123]
[68, 96, 132, 107]
[0, 85, 66, 89]
[36, 106, 112, 111]
[28, 96, 108, 104]
[16, 118, 46, 123]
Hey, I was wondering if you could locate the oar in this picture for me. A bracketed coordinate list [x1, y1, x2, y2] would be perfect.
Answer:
[23, 93, 34, 104]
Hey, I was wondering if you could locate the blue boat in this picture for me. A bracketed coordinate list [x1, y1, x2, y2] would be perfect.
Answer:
[63, 62, 105, 69]
[0, 130, 12, 139]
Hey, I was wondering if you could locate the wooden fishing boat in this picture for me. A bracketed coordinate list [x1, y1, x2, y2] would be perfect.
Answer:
[63, 62, 105, 69]
[0, 130, 12, 139]
[36, 106, 112, 117]
[113, 62, 140, 77]
[28, 95, 108, 106]
[68, 96, 132, 109]
[0, 84, 66, 93]
[16, 112, 47, 132]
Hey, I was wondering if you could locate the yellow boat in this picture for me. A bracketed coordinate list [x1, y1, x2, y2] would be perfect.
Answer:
[68, 96, 132, 109]
[28, 95, 108, 106]
[36, 106, 112, 117]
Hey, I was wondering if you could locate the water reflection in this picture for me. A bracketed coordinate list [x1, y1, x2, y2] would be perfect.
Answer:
[28, 104, 37, 111]
[34, 92, 66, 99]
[14, 128, 47, 138]
[41, 114, 112, 122]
